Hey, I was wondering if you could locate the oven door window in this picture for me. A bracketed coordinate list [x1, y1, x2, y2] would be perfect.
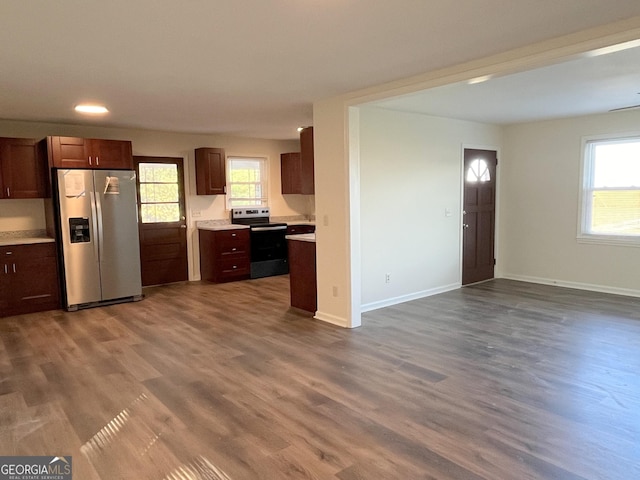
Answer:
[251, 229, 287, 262]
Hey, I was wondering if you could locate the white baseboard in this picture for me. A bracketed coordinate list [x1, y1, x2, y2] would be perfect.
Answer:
[501, 274, 640, 298]
[360, 283, 461, 313]
[313, 311, 352, 328]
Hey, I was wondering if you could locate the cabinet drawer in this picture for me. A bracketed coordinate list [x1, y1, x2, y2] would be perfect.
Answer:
[287, 224, 315, 235]
[1, 242, 56, 261]
[216, 230, 249, 252]
[218, 257, 249, 274]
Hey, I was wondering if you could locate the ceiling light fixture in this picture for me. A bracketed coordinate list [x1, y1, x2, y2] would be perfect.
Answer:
[75, 104, 109, 114]
[586, 39, 640, 57]
[467, 75, 492, 85]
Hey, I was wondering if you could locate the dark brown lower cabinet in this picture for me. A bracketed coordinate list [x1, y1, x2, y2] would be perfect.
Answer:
[287, 238, 317, 312]
[199, 228, 250, 283]
[0, 242, 60, 317]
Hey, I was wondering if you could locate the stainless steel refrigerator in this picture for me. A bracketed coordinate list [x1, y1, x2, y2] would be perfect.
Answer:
[54, 169, 142, 311]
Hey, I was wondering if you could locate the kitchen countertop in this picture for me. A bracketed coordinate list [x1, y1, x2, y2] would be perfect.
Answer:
[286, 233, 316, 243]
[197, 220, 315, 230]
[286, 221, 315, 226]
[196, 221, 249, 231]
[0, 236, 56, 246]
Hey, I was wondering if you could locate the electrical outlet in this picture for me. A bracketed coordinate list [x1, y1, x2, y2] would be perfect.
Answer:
[385, 273, 391, 283]
[192, 209, 202, 218]
[332, 286, 338, 297]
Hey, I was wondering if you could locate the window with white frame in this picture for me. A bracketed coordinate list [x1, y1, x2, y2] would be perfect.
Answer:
[579, 136, 640, 244]
[226, 156, 268, 208]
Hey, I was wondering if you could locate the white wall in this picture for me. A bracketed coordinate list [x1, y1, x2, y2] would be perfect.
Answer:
[500, 109, 640, 296]
[359, 107, 502, 310]
[0, 119, 306, 280]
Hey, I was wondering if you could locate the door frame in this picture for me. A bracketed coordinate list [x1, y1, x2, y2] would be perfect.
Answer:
[459, 144, 501, 285]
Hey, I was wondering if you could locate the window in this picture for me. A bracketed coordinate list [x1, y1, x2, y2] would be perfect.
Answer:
[227, 156, 268, 208]
[466, 159, 491, 183]
[579, 136, 640, 245]
[138, 163, 180, 223]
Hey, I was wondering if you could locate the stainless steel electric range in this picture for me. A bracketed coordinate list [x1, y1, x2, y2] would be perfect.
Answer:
[230, 207, 289, 279]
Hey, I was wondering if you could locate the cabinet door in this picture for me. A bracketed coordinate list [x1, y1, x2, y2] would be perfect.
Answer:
[195, 148, 226, 195]
[281, 152, 302, 194]
[0, 138, 47, 199]
[48, 136, 91, 168]
[90, 139, 133, 169]
[0, 251, 8, 316]
[299, 127, 315, 194]
[2, 243, 60, 317]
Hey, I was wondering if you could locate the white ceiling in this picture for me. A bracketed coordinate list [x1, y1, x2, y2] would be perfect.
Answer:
[371, 42, 640, 124]
[1, 1, 640, 140]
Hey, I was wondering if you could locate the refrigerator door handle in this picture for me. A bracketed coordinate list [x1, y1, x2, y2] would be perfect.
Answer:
[89, 190, 101, 264]
[94, 188, 105, 264]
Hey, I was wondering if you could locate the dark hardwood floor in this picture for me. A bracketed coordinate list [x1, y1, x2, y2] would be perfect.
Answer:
[1, 277, 639, 479]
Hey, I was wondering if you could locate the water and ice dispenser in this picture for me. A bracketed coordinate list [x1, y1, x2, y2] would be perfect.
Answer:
[69, 217, 90, 243]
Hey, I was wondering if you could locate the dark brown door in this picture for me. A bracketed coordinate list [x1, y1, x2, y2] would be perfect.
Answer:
[134, 156, 188, 286]
[462, 148, 497, 285]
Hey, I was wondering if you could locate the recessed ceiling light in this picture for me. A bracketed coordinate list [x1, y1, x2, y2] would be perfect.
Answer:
[75, 104, 109, 114]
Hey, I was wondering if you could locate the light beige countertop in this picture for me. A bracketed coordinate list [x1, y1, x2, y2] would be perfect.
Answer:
[0, 232, 55, 246]
[286, 233, 316, 243]
[285, 221, 315, 226]
[271, 215, 315, 226]
[196, 221, 249, 231]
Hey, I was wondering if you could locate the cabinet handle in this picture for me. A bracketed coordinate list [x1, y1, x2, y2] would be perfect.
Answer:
[3, 264, 6, 274]
[231, 233, 236, 237]
[12, 263, 16, 273]
[232, 265, 237, 269]
[89, 156, 92, 166]
[96, 156, 99, 166]
[231, 247, 237, 251]
[6, 187, 9, 197]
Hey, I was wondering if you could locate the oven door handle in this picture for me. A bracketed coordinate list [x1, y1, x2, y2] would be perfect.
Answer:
[251, 226, 287, 232]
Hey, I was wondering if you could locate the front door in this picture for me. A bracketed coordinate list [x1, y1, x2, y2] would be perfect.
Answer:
[134, 156, 188, 286]
[462, 149, 497, 285]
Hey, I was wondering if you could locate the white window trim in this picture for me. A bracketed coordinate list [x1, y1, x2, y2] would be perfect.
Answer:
[226, 155, 269, 209]
[577, 133, 640, 248]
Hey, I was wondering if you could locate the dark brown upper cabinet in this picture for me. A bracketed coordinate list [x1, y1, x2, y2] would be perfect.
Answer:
[280, 152, 302, 194]
[195, 147, 226, 195]
[47, 136, 133, 169]
[0, 137, 48, 199]
[281, 126, 314, 195]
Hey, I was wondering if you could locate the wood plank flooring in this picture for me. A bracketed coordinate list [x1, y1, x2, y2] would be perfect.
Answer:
[1, 277, 639, 479]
